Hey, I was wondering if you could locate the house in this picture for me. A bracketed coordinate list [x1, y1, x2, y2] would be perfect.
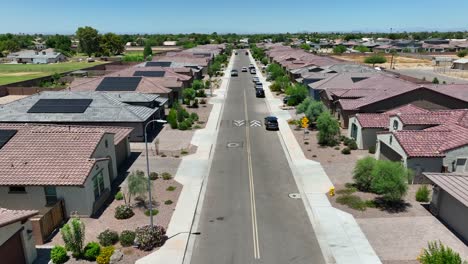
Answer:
[163, 41, 177, 46]
[452, 59, 468, 70]
[0, 91, 166, 142]
[375, 109, 468, 182]
[0, 208, 38, 264]
[7, 49, 66, 64]
[423, 172, 468, 243]
[0, 124, 133, 217]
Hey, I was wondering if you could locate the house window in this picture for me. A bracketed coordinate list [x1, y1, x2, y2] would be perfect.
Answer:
[9, 186, 26, 193]
[351, 123, 358, 140]
[389, 135, 393, 145]
[455, 158, 467, 172]
[92, 171, 105, 199]
[105, 139, 109, 148]
[44, 186, 58, 205]
[393, 120, 399, 130]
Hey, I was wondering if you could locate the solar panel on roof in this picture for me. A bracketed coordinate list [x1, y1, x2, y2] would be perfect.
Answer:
[0, 129, 17, 149]
[133, 71, 165, 77]
[146, 61, 171, 67]
[96, 77, 142, 91]
[27, 99, 93, 113]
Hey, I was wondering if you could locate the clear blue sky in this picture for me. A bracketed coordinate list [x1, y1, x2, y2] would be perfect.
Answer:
[2, 0, 468, 34]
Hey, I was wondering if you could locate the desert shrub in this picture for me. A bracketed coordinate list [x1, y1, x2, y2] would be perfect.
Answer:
[178, 122, 188, 130]
[166, 186, 176, 191]
[304, 141, 309, 145]
[192, 98, 199, 108]
[335, 187, 357, 195]
[61, 218, 85, 257]
[194, 124, 202, 129]
[50, 246, 69, 264]
[186, 117, 194, 125]
[196, 89, 206, 97]
[348, 140, 358, 150]
[181, 149, 189, 155]
[371, 160, 409, 202]
[317, 111, 340, 146]
[341, 147, 351, 155]
[115, 191, 123, 200]
[135, 225, 167, 251]
[164, 200, 173, 205]
[98, 229, 119, 246]
[353, 157, 377, 192]
[167, 108, 178, 129]
[114, 205, 134, 220]
[83, 242, 101, 261]
[334, 146, 340, 150]
[96, 246, 114, 264]
[161, 172, 172, 180]
[200, 98, 207, 104]
[416, 185, 431, 203]
[336, 194, 367, 211]
[190, 112, 199, 121]
[119, 230, 136, 247]
[368, 145, 376, 154]
[149, 172, 158, 180]
[418, 241, 463, 264]
[144, 209, 159, 216]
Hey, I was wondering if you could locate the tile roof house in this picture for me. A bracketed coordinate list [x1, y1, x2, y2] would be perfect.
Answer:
[0, 91, 166, 142]
[0, 208, 38, 263]
[7, 49, 66, 64]
[423, 172, 468, 242]
[374, 109, 468, 182]
[0, 123, 133, 218]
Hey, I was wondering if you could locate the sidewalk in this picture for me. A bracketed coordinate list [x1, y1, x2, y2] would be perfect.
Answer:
[136, 56, 234, 264]
[251, 55, 381, 264]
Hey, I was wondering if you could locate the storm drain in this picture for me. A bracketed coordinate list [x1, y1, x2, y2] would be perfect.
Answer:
[288, 193, 301, 199]
[227, 142, 243, 148]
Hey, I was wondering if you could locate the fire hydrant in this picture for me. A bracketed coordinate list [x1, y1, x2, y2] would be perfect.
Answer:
[329, 186, 335, 197]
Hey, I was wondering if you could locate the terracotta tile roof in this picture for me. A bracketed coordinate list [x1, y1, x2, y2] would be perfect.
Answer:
[423, 172, 468, 207]
[356, 104, 428, 128]
[0, 124, 132, 186]
[395, 110, 467, 126]
[0, 208, 38, 228]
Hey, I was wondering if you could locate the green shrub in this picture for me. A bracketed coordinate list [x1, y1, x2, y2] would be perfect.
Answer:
[83, 242, 100, 261]
[334, 146, 340, 150]
[144, 209, 159, 216]
[200, 98, 207, 104]
[114, 205, 134, 220]
[167, 108, 178, 129]
[50, 246, 69, 264]
[149, 172, 158, 180]
[335, 187, 357, 195]
[418, 241, 463, 264]
[348, 140, 358, 150]
[135, 225, 167, 251]
[190, 112, 199, 121]
[96, 246, 114, 264]
[191, 99, 199, 108]
[166, 186, 176, 191]
[336, 194, 367, 211]
[60, 218, 85, 257]
[161, 172, 172, 180]
[115, 191, 123, 200]
[119, 230, 136, 247]
[178, 122, 188, 130]
[416, 185, 431, 203]
[368, 145, 376, 154]
[341, 147, 351, 155]
[317, 111, 340, 146]
[98, 229, 119, 246]
[181, 149, 189, 155]
[371, 160, 409, 202]
[164, 200, 173, 205]
[194, 124, 202, 129]
[186, 117, 194, 125]
[353, 157, 377, 192]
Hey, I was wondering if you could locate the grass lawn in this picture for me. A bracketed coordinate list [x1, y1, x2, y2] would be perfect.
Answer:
[0, 61, 106, 86]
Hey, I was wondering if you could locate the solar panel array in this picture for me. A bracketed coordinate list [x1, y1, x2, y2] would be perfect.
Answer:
[133, 71, 165, 77]
[27, 99, 93, 113]
[0, 130, 18, 149]
[146, 61, 172, 67]
[96, 77, 142, 91]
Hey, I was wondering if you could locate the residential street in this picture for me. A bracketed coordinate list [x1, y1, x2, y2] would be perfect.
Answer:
[190, 51, 325, 264]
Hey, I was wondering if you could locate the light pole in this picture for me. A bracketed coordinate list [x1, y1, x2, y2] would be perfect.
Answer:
[144, 118, 167, 227]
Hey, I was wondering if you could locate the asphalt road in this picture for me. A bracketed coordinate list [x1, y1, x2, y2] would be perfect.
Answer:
[189, 51, 325, 264]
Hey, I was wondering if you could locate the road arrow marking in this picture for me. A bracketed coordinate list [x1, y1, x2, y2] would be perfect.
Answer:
[250, 120, 261, 127]
[233, 120, 245, 127]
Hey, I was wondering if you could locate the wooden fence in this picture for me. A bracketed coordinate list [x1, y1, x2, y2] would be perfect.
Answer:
[30, 200, 65, 245]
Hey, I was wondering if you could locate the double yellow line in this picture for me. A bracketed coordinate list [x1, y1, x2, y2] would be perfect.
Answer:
[243, 89, 261, 259]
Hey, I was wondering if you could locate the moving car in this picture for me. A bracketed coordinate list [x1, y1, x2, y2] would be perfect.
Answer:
[256, 88, 265, 98]
[250, 68, 256, 74]
[242, 67, 248, 72]
[264, 116, 279, 130]
[231, 69, 238, 77]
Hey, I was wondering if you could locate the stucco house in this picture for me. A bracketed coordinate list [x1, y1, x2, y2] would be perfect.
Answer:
[0, 124, 132, 217]
[0, 208, 38, 264]
[452, 59, 468, 70]
[7, 49, 66, 64]
[375, 109, 468, 183]
[424, 172, 468, 243]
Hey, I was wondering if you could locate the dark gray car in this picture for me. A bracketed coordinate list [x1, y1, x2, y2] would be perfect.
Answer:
[264, 116, 279, 130]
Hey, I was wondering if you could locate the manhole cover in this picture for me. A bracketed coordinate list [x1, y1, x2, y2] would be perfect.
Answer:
[288, 193, 301, 199]
[227, 142, 243, 148]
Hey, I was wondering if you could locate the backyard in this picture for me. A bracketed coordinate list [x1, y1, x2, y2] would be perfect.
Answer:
[0, 61, 106, 85]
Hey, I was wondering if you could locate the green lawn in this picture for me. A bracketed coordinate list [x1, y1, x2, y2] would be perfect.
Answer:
[0, 61, 106, 86]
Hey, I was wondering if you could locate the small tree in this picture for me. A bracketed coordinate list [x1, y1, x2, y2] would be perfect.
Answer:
[371, 160, 409, 203]
[364, 54, 387, 67]
[354, 45, 370, 53]
[167, 108, 178, 129]
[182, 88, 196, 105]
[432, 77, 440, 84]
[316, 111, 340, 146]
[333, 45, 347, 54]
[418, 241, 463, 264]
[353, 157, 377, 192]
[191, 80, 205, 91]
[457, 49, 467, 58]
[285, 83, 308, 106]
[300, 43, 311, 51]
[125, 170, 148, 205]
[61, 218, 85, 257]
[296, 97, 325, 123]
[143, 42, 153, 60]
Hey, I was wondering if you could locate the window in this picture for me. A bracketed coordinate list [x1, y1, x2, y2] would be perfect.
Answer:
[455, 158, 467, 172]
[105, 139, 109, 148]
[9, 186, 26, 193]
[44, 186, 58, 205]
[93, 171, 105, 199]
[351, 123, 358, 140]
[389, 135, 393, 145]
[393, 120, 399, 130]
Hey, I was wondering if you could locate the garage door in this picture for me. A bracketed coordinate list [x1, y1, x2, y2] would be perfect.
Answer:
[0, 230, 26, 264]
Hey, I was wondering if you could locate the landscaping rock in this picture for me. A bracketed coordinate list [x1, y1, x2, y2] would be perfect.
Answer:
[110, 249, 123, 264]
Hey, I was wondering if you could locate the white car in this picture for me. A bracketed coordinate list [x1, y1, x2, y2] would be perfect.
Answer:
[241, 67, 248, 72]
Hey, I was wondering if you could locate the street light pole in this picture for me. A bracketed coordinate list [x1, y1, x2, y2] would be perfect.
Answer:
[144, 119, 167, 228]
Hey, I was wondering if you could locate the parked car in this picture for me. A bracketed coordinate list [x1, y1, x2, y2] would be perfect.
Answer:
[242, 67, 248, 72]
[249, 64, 255, 69]
[283, 96, 290, 105]
[254, 82, 263, 89]
[250, 68, 256, 74]
[252, 77, 260, 83]
[256, 88, 265, 98]
[231, 69, 238, 77]
[264, 116, 279, 130]
[245, 51, 249, 55]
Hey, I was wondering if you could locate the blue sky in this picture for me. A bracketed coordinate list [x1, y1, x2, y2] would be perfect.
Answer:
[1, 0, 468, 34]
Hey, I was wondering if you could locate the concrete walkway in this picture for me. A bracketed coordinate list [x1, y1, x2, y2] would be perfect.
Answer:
[251, 56, 381, 264]
[136, 56, 234, 264]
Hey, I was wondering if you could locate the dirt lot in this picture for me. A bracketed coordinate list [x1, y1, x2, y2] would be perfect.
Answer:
[333, 54, 432, 69]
